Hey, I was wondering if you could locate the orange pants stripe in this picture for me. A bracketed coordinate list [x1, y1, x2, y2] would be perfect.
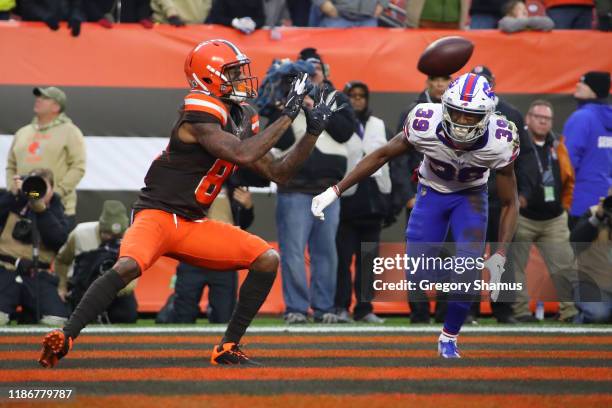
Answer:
[120, 209, 272, 272]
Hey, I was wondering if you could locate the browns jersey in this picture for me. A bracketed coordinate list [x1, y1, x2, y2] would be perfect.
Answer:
[133, 91, 260, 220]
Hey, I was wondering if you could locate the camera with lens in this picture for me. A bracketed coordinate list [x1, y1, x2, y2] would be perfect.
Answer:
[19, 174, 47, 201]
[10, 175, 48, 244]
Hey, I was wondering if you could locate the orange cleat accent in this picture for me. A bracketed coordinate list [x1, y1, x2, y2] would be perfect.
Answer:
[210, 342, 261, 366]
[38, 330, 72, 368]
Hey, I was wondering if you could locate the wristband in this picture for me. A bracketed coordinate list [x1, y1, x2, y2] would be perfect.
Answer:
[332, 185, 340, 197]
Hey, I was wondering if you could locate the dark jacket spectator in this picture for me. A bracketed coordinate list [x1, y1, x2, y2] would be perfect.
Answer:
[18, 0, 84, 36]
[334, 81, 389, 323]
[510, 100, 578, 323]
[0, 188, 68, 254]
[207, 0, 265, 33]
[469, 0, 506, 28]
[84, 0, 153, 28]
[0, 169, 69, 325]
[543, 0, 594, 29]
[270, 50, 355, 194]
[570, 193, 612, 323]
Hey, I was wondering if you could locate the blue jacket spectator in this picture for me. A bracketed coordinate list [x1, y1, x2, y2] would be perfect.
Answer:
[563, 71, 612, 221]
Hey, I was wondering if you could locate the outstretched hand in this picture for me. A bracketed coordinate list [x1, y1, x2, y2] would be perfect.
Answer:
[304, 84, 347, 136]
[484, 252, 506, 302]
[281, 72, 312, 120]
[311, 186, 340, 221]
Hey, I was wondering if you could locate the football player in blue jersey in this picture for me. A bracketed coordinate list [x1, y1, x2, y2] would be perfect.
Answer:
[312, 73, 520, 358]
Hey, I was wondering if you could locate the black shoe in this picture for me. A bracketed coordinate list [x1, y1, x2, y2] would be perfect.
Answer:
[515, 314, 539, 323]
[211, 343, 262, 366]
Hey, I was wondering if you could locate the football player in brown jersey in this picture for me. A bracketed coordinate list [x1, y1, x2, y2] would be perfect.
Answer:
[39, 39, 342, 367]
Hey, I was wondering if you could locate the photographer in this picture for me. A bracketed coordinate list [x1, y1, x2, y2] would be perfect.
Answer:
[55, 200, 137, 323]
[0, 168, 69, 325]
[570, 190, 612, 323]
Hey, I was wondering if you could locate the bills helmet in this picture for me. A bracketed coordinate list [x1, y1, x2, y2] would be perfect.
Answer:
[441, 73, 496, 145]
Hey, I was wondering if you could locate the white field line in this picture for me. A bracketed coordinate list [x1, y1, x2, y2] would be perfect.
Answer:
[0, 326, 611, 334]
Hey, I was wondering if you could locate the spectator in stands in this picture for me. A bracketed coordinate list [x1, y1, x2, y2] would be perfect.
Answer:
[54, 200, 137, 324]
[0, 168, 69, 325]
[19, 0, 85, 36]
[0, 0, 15, 19]
[469, 0, 505, 29]
[6, 87, 86, 232]
[334, 81, 389, 324]
[418, 0, 469, 29]
[156, 182, 255, 324]
[265, 48, 354, 324]
[84, 0, 153, 29]
[544, 0, 594, 29]
[499, 0, 554, 32]
[511, 100, 578, 323]
[403, 0, 425, 28]
[207, 0, 265, 34]
[287, 0, 311, 26]
[470, 65, 538, 323]
[264, 0, 292, 27]
[564, 71, 612, 228]
[596, 0, 611, 31]
[310, 0, 387, 27]
[571, 188, 612, 323]
[151, 0, 212, 26]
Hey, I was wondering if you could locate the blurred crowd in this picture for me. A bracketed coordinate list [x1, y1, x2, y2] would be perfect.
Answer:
[0, 0, 609, 36]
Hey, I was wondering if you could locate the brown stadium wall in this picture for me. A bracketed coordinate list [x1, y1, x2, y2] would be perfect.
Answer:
[1, 23, 611, 313]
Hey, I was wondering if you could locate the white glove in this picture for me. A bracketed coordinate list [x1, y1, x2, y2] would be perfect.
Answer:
[484, 252, 506, 302]
[231, 17, 256, 34]
[311, 186, 339, 221]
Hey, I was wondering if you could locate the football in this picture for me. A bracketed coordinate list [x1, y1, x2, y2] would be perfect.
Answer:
[417, 36, 474, 77]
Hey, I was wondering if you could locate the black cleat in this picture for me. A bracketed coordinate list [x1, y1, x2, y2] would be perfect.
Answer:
[210, 342, 262, 366]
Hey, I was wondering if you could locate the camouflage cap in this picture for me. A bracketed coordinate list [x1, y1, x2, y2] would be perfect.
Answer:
[33, 86, 66, 111]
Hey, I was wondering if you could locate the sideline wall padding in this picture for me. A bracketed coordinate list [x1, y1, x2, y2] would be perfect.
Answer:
[1, 23, 611, 93]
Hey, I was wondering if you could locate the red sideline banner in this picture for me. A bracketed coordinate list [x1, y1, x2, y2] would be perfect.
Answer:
[0, 22, 611, 93]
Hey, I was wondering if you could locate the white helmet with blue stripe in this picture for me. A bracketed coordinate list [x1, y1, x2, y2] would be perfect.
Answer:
[441, 73, 496, 145]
